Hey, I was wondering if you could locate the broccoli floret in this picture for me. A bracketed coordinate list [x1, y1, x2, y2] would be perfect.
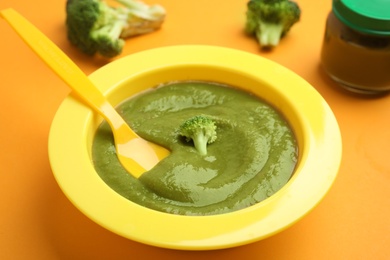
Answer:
[179, 115, 217, 156]
[66, 0, 165, 58]
[245, 0, 301, 48]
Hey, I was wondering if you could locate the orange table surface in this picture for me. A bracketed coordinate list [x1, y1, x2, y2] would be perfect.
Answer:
[1, 0, 390, 259]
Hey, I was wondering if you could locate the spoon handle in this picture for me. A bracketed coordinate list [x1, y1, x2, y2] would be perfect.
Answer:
[0, 8, 135, 137]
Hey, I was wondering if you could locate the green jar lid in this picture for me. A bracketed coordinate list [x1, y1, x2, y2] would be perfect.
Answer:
[333, 0, 390, 35]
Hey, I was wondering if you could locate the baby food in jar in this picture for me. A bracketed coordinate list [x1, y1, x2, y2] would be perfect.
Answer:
[321, 0, 390, 95]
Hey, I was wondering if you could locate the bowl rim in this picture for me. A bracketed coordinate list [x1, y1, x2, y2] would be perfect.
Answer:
[48, 45, 342, 250]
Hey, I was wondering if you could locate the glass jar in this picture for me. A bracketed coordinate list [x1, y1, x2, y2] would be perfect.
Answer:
[321, 0, 390, 95]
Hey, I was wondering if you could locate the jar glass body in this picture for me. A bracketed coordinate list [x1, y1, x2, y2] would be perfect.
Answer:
[321, 12, 390, 95]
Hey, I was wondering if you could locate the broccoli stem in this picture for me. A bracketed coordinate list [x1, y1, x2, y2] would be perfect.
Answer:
[93, 20, 126, 40]
[116, 0, 165, 20]
[257, 22, 284, 47]
[193, 134, 209, 156]
[117, 0, 149, 10]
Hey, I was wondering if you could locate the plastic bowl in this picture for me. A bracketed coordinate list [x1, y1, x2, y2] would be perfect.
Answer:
[49, 45, 342, 250]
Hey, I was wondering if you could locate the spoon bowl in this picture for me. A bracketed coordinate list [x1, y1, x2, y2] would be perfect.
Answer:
[0, 8, 169, 178]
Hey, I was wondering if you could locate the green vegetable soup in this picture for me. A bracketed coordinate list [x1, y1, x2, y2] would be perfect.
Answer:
[92, 81, 298, 215]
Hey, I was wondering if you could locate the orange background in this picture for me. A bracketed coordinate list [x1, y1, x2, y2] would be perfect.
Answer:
[1, 0, 390, 259]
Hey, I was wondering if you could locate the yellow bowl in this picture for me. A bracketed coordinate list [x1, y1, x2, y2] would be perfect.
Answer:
[49, 45, 342, 250]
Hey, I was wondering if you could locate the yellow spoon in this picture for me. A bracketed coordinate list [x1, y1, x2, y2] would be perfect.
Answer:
[0, 8, 170, 178]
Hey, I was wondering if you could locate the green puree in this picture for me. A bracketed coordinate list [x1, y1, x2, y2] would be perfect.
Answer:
[92, 81, 298, 216]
